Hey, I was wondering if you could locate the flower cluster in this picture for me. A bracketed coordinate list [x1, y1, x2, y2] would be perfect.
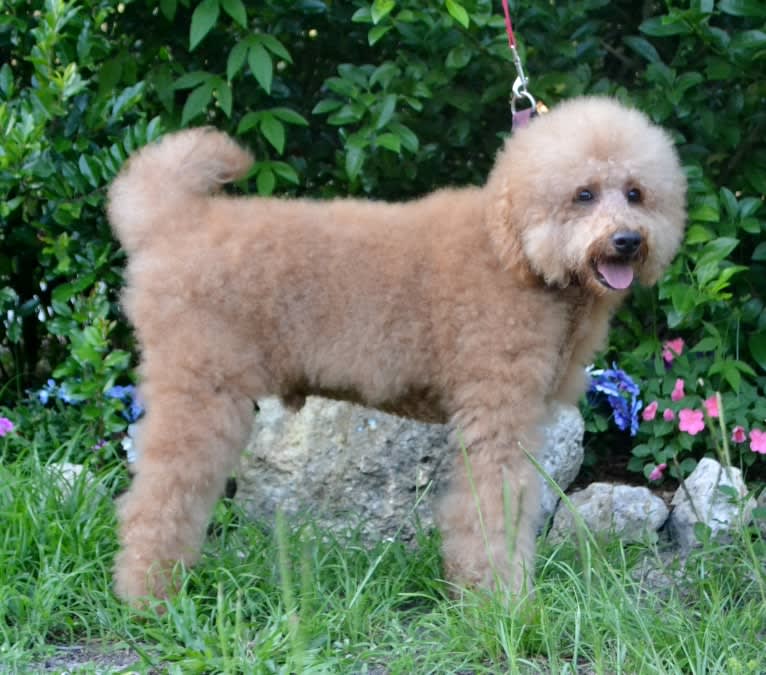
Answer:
[0, 417, 15, 437]
[587, 365, 643, 436]
[105, 385, 144, 423]
[643, 339, 766, 455]
[37, 378, 77, 405]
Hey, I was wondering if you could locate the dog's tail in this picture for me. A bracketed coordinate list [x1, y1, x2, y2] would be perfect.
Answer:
[107, 127, 253, 253]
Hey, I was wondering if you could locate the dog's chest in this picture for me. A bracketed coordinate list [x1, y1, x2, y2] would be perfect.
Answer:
[550, 294, 612, 403]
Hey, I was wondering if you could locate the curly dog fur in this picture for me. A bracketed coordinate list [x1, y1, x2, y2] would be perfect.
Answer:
[108, 96, 686, 603]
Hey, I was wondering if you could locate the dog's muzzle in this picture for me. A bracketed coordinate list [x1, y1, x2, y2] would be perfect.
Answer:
[593, 230, 643, 290]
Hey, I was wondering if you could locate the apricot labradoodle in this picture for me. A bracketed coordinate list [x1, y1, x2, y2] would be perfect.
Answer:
[107, 96, 686, 603]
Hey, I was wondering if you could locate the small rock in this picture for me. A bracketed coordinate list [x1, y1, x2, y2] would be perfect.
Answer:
[548, 482, 669, 544]
[47, 462, 103, 497]
[668, 457, 756, 550]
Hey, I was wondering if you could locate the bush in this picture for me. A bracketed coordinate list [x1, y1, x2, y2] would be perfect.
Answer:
[1, 0, 765, 479]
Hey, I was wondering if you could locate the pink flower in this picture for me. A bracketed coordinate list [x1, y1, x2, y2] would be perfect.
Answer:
[703, 395, 719, 418]
[749, 429, 766, 454]
[642, 401, 658, 422]
[0, 417, 14, 437]
[679, 408, 705, 435]
[662, 338, 684, 364]
[731, 426, 746, 444]
[649, 462, 668, 481]
[663, 408, 675, 422]
[671, 378, 685, 402]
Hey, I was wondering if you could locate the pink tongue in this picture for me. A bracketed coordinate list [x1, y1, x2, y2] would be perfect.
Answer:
[597, 262, 634, 289]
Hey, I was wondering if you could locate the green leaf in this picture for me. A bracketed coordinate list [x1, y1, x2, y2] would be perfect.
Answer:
[752, 242, 766, 261]
[312, 99, 343, 115]
[181, 81, 214, 125]
[719, 187, 738, 220]
[257, 167, 276, 195]
[731, 29, 766, 51]
[237, 111, 261, 134]
[104, 350, 131, 370]
[221, 0, 247, 27]
[446, 44, 472, 69]
[623, 36, 660, 63]
[272, 162, 300, 184]
[719, 0, 766, 17]
[190, 0, 220, 51]
[375, 132, 401, 153]
[445, 0, 470, 28]
[639, 16, 691, 37]
[259, 35, 292, 62]
[390, 122, 419, 153]
[0, 63, 13, 98]
[78, 155, 100, 188]
[368, 25, 392, 45]
[227, 40, 249, 81]
[216, 80, 232, 117]
[685, 224, 713, 244]
[345, 135, 368, 181]
[371, 0, 395, 24]
[249, 43, 273, 93]
[744, 165, 766, 195]
[688, 203, 719, 223]
[160, 0, 177, 20]
[270, 107, 309, 126]
[700, 236, 739, 261]
[352, 7, 372, 23]
[327, 104, 364, 126]
[174, 71, 212, 90]
[260, 115, 285, 153]
[375, 94, 397, 130]
[691, 336, 720, 353]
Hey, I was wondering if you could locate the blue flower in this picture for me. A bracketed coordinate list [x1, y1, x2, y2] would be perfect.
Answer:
[56, 383, 77, 404]
[105, 385, 136, 400]
[37, 379, 58, 405]
[106, 385, 144, 423]
[587, 364, 643, 436]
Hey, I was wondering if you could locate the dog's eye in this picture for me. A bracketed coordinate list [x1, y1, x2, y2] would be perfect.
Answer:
[626, 187, 642, 203]
[575, 189, 594, 203]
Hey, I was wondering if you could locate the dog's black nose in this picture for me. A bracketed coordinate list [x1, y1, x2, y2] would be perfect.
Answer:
[612, 231, 642, 256]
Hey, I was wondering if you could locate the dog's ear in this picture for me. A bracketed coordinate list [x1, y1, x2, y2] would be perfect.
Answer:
[484, 178, 539, 285]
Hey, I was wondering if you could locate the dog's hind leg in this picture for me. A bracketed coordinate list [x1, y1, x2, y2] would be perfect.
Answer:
[113, 378, 255, 604]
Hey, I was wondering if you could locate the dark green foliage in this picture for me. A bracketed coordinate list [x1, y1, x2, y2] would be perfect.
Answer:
[1, 0, 764, 477]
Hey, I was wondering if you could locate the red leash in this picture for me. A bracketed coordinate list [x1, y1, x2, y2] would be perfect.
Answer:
[501, 0, 517, 48]
[500, 0, 538, 128]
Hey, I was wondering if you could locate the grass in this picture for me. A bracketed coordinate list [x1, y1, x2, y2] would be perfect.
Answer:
[1, 435, 765, 674]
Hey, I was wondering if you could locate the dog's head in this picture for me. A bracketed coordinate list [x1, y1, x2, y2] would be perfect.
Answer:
[485, 96, 687, 295]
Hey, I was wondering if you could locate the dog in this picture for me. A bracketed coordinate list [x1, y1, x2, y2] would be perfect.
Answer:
[107, 96, 686, 603]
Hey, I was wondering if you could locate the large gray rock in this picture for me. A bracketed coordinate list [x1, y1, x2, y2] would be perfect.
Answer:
[669, 457, 756, 550]
[236, 397, 584, 542]
[538, 404, 585, 523]
[548, 482, 669, 544]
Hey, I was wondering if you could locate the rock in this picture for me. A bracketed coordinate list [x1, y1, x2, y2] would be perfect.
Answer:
[538, 403, 585, 524]
[46, 462, 103, 497]
[668, 457, 756, 550]
[236, 397, 584, 543]
[548, 482, 669, 544]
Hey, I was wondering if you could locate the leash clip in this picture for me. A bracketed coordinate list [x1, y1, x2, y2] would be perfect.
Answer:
[511, 74, 536, 115]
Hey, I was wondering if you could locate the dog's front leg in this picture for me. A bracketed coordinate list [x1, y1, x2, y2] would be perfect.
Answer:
[114, 388, 253, 604]
[437, 385, 544, 597]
